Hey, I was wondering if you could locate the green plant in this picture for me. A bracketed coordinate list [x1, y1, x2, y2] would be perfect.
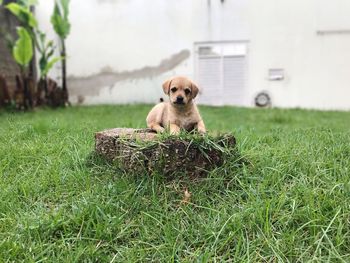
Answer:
[6, 1, 61, 77]
[37, 34, 61, 78]
[5, 2, 38, 109]
[6, 2, 37, 35]
[6, 1, 62, 108]
[12, 26, 33, 71]
[10, 26, 34, 109]
[36, 32, 62, 99]
[51, 0, 70, 102]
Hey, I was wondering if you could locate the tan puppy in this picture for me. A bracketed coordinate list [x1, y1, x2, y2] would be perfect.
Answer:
[146, 76, 206, 135]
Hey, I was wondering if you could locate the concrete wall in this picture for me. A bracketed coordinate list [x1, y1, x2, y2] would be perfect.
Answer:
[36, 0, 350, 110]
[247, 0, 350, 110]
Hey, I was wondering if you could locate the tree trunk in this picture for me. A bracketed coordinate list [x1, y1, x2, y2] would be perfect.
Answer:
[60, 39, 69, 105]
[0, 3, 21, 97]
[0, 74, 11, 107]
[95, 128, 236, 177]
[43, 76, 48, 99]
[22, 75, 32, 109]
[15, 74, 25, 110]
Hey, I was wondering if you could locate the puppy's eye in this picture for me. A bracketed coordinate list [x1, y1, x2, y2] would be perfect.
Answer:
[184, 89, 191, 95]
[171, 87, 177, 92]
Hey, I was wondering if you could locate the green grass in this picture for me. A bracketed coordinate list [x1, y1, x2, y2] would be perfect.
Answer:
[0, 105, 349, 262]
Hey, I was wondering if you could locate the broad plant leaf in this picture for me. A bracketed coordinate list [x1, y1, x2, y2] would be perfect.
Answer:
[51, 0, 70, 39]
[12, 27, 33, 67]
[60, 0, 69, 18]
[37, 31, 46, 52]
[43, 57, 63, 76]
[6, 3, 38, 28]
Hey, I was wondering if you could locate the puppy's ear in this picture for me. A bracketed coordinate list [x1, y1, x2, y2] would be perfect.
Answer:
[191, 81, 199, 99]
[162, 78, 172, 95]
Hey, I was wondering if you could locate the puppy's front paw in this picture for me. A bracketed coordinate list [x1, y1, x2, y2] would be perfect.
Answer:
[197, 127, 206, 135]
[169, 124, 180, 135]
[149, 123, 165, 133]
[196, 120, 206, 135]
[170, 129, 180, 135]
[158, 127, 165, 133]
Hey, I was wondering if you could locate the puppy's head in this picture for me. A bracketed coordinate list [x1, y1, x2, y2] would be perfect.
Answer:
[162, 76, 199, 106]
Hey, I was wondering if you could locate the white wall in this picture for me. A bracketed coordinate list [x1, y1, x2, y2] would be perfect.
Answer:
[36, 0, 350, 110]
[247, 0, 350, 110]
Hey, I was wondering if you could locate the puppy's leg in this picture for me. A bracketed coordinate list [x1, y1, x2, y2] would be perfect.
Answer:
[196, 120, 206, 134]
[149, 123, 165, 133]
[146, 103, 165, 133]
[169, 123, 181, 135]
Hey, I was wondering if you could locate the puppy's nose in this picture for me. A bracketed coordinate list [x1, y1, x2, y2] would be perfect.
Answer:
[176, 96, 184, 103]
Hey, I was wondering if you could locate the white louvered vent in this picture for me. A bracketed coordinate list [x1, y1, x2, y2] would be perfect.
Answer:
[197, 57, 222, 105]
[222, 56, 246, 105]
[194, 41, 248, 106]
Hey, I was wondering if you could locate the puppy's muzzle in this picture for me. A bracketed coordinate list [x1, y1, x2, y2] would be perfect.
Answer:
[175, 96, 184, 105]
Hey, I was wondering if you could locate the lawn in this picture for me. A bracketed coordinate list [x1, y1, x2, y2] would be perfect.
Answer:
[0, 105, 349, 262]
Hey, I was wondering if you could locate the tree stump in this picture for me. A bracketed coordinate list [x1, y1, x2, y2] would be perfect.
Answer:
[95, 128, 236, 177]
